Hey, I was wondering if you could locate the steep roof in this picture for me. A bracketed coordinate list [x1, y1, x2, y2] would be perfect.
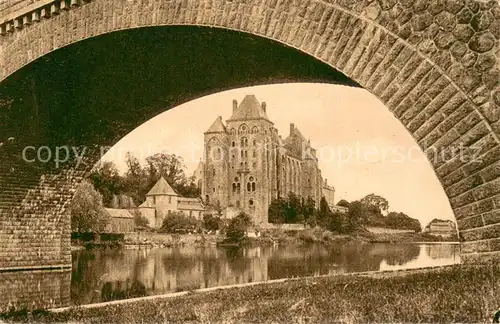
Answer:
[205, 116, 227, 134]
[146, 176, 178, 196]
[104, 208, 134, 219]
[228, 95, 270, 121]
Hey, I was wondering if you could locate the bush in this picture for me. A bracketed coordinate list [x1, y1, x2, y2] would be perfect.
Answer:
[160, 212, 199, 234]
[203, 213, 222, 232]
[225, 213, 253, 243]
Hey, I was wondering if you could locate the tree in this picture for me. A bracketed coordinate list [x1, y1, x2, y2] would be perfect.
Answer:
[70, 180, 110, 233]
[345, 201, 367, 233]
[122, 152, 150, 205]
[132, 210, 150, 229]
[145, 153, 200, 198]
[268, 198, 286, 224]
[90, 161, 123, 207]
[337, 199, 350, 208]
[225, 213, 253, 243]
[385, 212, 422, 232]
[302, 197, 316, 223]
[361, 194, 389, 213]
[203, 213, 222, 232]
[285, 192, 301, 223]
[316, 196, 330, 225]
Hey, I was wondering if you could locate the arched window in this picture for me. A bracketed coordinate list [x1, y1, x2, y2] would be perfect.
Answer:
[239, 124, 248, 134]
[236, 200, 240, 208]
[247, 183, 251, 192]
[252, 182, 256, 192]
[253, 150, 256, 158]
[249, 199, 254, 206]
[213, 169, 216, 176]
[232, 141, 235, 147]
[253, 139, 257, 146]
[237, 183, 241, 193]
[232, 183, 237, 193]
[240, 137, 248, 147]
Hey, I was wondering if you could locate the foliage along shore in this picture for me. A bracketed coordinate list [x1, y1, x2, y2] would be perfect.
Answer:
[71, 226, 458, 252]
[2, 262, 498, 323]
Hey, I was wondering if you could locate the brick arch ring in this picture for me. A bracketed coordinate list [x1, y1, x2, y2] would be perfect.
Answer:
[0, 0, 500, 264]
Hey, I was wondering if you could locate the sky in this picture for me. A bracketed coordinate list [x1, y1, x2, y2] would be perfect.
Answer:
[101, 83, 456, 227]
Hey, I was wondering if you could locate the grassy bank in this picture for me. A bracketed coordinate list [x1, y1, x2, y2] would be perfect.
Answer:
[3, 262, 499, 323]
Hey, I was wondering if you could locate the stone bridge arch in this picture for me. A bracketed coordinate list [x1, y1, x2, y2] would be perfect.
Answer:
[0, 0, 499, 272]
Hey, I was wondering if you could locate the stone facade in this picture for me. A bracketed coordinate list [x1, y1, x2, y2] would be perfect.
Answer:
[0, 0, 499, 276]
[425, 219, 458, 236]
[322, 179, 336, 208]
[0, 269, 71, 313]
[201, 95, 329, 227]
[138, 177, 205, 228]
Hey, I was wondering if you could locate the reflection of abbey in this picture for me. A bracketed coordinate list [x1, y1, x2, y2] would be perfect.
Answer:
[196, 95, 336, 227]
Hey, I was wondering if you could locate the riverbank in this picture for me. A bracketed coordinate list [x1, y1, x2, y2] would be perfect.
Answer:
[3, 262, 498, 323]
[72, 227, 458, 250]
[360, 230, 459, 244]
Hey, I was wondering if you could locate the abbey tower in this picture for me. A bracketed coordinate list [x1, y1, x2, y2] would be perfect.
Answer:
[201, 95, 333, 228]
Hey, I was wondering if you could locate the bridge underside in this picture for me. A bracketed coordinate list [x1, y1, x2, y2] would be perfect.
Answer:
[0, 26, 354, 272]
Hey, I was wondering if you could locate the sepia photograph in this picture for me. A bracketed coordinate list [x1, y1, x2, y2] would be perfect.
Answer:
[0, 0, 499, 323]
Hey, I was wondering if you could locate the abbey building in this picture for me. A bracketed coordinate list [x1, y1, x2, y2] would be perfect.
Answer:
[199, 95, 336, 228]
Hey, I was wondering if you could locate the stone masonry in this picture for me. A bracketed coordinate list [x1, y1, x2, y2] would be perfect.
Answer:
[0, 0, 499, 270]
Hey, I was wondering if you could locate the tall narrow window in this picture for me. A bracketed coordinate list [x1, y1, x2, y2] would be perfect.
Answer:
[247, 183, 251, 192]
[252, 183, 256, 192]
[169, 196, 171, 204]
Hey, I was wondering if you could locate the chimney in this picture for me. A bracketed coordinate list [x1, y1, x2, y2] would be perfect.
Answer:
[233, 99, 238, 113]
[262, 102, 267, 113]
[290, 123, 295, 134]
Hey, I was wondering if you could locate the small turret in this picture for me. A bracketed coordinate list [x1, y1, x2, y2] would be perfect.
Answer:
[233, 99, 238, 113]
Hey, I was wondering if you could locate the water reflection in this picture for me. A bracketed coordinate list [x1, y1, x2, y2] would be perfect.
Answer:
[379, 244, 461, 271]
[71, 243, 461, 305]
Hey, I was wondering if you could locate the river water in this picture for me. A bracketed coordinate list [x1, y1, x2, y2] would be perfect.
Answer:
[70, 242, 461, 305]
